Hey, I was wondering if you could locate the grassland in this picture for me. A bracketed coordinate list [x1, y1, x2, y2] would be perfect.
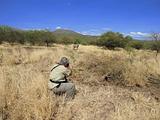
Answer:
[0, 44, 160, 120]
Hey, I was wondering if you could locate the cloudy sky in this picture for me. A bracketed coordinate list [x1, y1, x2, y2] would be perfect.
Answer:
[0, 0, 160, 39]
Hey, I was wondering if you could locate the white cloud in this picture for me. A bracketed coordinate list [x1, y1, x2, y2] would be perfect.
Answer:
[80, 30, 101, 36]
[130, 32, 149, 36]
[122, 32, 150, 39]
[80, 27, 111, 36]
[56, 26, 61, 29]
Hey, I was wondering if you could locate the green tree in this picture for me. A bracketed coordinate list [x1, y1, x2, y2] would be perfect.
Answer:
[98, 31, 128, 49]
[42, 30, 56, 47]
[125, 35, 133, 42]
[0, 26, 25, 45]
[129, 41, 144, 50]
[73, 39, 80, 44]
[0, 26, 15, 44]
[150, 33, 160, 56]
[0, 39, 2, 44]
[13, 30, 25, 44]
[61, 36, 73, 44]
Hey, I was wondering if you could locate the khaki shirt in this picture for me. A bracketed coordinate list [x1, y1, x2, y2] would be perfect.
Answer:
[48, 64, 71, 89]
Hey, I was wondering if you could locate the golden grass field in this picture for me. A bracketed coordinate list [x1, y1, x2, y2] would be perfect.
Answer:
[0, 44, 160, 120]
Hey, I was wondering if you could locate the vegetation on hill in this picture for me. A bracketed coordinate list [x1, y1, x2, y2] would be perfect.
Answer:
[0, 26, 56, 46]
[0, 25, 160, 53]
[0, 26, 98, 46]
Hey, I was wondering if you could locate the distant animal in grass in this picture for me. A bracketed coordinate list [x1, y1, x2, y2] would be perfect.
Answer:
[73, 44, 79, 50]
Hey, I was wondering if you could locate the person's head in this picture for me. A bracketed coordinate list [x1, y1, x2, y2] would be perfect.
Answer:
[59, 57, 69, 67]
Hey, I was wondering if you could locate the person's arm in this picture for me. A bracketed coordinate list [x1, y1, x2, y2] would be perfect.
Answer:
[63, 68, 72, 77]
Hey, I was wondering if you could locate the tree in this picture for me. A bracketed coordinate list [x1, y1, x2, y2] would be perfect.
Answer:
[0, 26, 25, 45]
[13, 30, 25, 44]
[125, 35, 133, 42]
[25, 31, 37, 45]
[0, 27, 4, 44]
[61, 36, 73, 45]
[0, 26, 16, 44]
[150, 33, 160, 56]
[129, 41, 144, 50]
[43, 30, 56, 47]
[98, 31, 129, 49]
[73, 38, 80, 44]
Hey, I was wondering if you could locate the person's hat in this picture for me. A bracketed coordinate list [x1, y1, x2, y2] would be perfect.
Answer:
[59, 57, 69, 66]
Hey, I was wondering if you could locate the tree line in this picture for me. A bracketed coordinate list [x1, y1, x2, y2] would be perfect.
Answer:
[0, 26, 56, 46]
[0, 25, 160, 54]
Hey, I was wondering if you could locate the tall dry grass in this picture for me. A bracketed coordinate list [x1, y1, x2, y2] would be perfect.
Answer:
[0, 44, 160, 120]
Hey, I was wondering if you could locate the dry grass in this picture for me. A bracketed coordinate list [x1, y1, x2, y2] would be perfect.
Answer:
[0, 44, 160, 120]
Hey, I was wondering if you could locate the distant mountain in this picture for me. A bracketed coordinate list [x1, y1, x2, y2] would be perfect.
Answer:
[52, 29, 98, 44]
[53, 29, 82, 36]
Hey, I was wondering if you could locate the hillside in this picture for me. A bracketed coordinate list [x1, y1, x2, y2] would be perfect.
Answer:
[53, 29, 82, 36]
[52, 29, 98, 44]
[0, 44, 160, 120]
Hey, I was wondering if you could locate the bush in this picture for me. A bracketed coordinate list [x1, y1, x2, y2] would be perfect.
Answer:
[150, 41, 160, 51]
[73, 39, 80, 44]
[98, 31, 130, 49]
[150, 33, 160, 56]
[0, 26, 56, 46]
[41, 30, 56, 47]
[0, 26, 24, 45]
[102, 39, 124, 49]
[60, 37, 74, 45]
[129, 41, 144, 50]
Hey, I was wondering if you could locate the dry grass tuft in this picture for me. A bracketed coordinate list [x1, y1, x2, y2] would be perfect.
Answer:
[0, 44, 160, 120]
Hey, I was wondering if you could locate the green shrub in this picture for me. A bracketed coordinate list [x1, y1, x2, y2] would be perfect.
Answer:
[98, 31, 130, 49]
[129, 41, 144, 50]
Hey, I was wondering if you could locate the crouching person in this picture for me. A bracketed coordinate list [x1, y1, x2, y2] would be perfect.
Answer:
[48, 57, 76, 100]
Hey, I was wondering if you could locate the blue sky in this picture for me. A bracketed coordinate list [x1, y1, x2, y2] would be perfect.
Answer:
[0, 0, 160, 38]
